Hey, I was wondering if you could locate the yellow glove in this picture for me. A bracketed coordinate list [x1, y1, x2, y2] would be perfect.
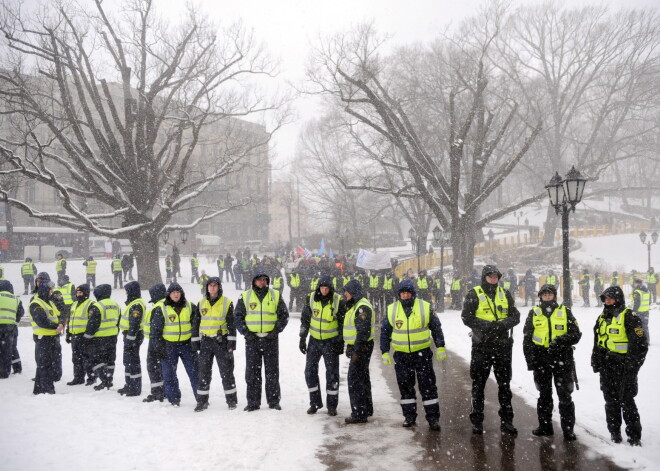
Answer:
[435, 347, 447, 361]
[382, 352, 393, 365]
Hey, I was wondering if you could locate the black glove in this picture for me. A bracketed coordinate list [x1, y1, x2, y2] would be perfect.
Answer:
[333, 339, 344, 355]
[65, 332, 72, 344]
[491, 322, 508, 336]
[299, 337, 307, 355]
[191, 341, 200, 353]
[124, 338, 136, 349]
[345, 344, 354, 359]
[244, 331, 257, 341]
[227, 340, 236, 352]
[266, 329, 278, 340]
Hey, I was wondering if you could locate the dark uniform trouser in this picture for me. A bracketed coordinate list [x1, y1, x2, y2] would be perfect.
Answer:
[305, 337, 340, 410]
[86, 274, 96, 288]
[57, 271, 65, 286]
[191, 268, 199, 284]
[469, 341, 514, 426]
[113, 271, 123, 289]
[11, 325, 21, 373]
[71, 333, 95, 382]
[450, 291, 462, 309]
[197, 335, 237, 406]
[525, 288, 535, 306]
[581, 286, 590, 306]
[533, 363, 575, 432]
[649, 284, 657, 304]
[599, 361, 642, 441]
[90, 336, 117, 386]
[0, 326, 14, 378]
[394, 348, 439, 423]
[162, 342, 199, 404]
[288, 287, 302, 311]
[347, 340, 374, 419]
[122, 331, 143, 395]
[146, 345, 164, 399]
[23, 275, 34, 294]
[434, 290, 445, 312]
[245, 336, 280, 407]
[225, 267, 234, 282]
[33, 334, 60, 394]
[638, 312, 650, 343]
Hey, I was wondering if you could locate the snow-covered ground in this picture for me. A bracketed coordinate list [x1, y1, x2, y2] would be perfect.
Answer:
[0, 233, 658, 470]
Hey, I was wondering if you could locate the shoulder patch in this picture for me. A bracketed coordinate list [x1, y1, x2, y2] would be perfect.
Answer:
[54, 293, 62, 300]
[634, 327, 644, 337]
[359, 312, 367, 321]
[131, 308, 141, 318]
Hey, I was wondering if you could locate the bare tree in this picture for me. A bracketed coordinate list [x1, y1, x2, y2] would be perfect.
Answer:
[305, 6, 543, 274]
[0, 0, 287, 285]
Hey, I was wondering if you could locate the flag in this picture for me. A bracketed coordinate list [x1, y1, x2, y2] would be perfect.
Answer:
[295, 246, 306, 258]
[329, 248, 334, 259]
[318, 238, 326, 256]
[303, 247, 312, 259]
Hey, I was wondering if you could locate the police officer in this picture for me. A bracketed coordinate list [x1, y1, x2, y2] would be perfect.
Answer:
[21, 257, 37, 295]
[299, 276, 346, 416]
[523, 284, 581, 440]
[461, 265, 520, 435]
[33, 272, 65, 381]
[450, 271, 463, 310]
[199, 269, 210, 295]
[501, 269, 518, 299]
[83, 256, 97, 288]
[30, 280, 64, 394]
[647, 267, 658, 304]
[342, 279, 374, 424]
[55, 253, 67, 286]
[610, 271, 620, 287]
[594, 272, 604, 307]
[112, 254, 123, 289]
[287, 268, 302, 311]
[523, 269, 537, 307]
[56, 275, 76, 319]
[368, 271, 381, 310]
[143, 283, 167, 403]
[271, 270, 284, 296]
[85, 284, 120, 390]
[381, 280, 446, 430]
[630, 278, 651, 343]
[415, 270, 431, 303]
[151, 283, 200, 406]
[117, 281, 145, 397]
[546, 270, 557, 288]
[195, 277, 237, 412]
[432, 272, 445, 313]
[0, 280, 23, 378]
[381, 271, 398, 309]
[191, 253, 200, 284]
[579, 269, 591, 307]
[66, 284, 97, 386]
[591, 286, 648, 446]
[235, 269, 289, 411]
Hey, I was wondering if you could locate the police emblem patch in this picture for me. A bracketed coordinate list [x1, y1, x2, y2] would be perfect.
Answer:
[635, 327, 644, 337]
[201, 308, 208, 315]
[131, 309, 141, 318]
[169, 315, 176, 322]
[395, 320, 403, 329]
[313, 309, 320, 315]
[249, 303, 257, 310]
[54, 293, 62, 300]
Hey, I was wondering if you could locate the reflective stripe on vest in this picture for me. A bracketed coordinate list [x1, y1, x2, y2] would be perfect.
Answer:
[191, 257, 199, 268]
[95, 299, 120, 337]
[546, 275, 557, 286]
[369, 275, 380, 288]
[143, 300, 165, 339]
[30, 298, 59, 336]
[387, 298, 431, 353]
[631, 290, 650, 313]
[289, 274, 300, 288]
[112, 259, 122, 271]
[597, 308, 630, 354]
[163, 301, 193, 342]
[308, 292, 341, 340]
[242, 289, 280, 333]
[473, 286, 508, 322]
[531, 305, 568, 347]
[120, 298, 146, 332]
[343, 298, 375, 344]
[198, 297, 230, 336]
[68, 299, 93, 335]
[57, 283, 75, 305]
[0, 291, 19, 325]
[86, 260, 97, 274]
[21, 262, 35, 276]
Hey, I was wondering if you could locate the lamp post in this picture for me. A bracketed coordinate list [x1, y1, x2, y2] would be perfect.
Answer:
[515, 211, 524, 239]
[409, 227, 420, 274]
[432, 225, 451, 307]
[545, 166, 587, 308]
[160, 229, 190, 249]
[639, 231, 659, 271]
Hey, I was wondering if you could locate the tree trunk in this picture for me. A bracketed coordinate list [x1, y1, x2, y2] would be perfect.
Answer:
[130, 232, 162, 289]
[541, 205, 558, 247]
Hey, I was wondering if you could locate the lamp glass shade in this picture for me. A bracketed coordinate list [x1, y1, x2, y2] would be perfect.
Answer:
[545, 172, 564, 208]
[161, 230, 170, 244]
[562, 166, 587, 205]
[432, 225, 442, 244]
[180, 230, 189, 243]
[408, 228, 415, 240]
[639, 232, 647, 244]
[652, 232, 659, 244]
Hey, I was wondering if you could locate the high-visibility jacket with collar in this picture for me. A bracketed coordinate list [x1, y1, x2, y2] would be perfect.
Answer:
[309, 277, 319, 292]
[610, 275, 619, 286]
[596, 308, 631, 354]
[143, 299, 165, 339]
[94, 298, 120, 338]
[218, 259, 225, 269]
[191, 257, 199, 268]
[531, 305, 568, 347]
[55, 258, 66, 272]
[198, 296, 231, 337]
[30, 297, 60, 336]
[342, 276, 351, 287]
[21, 262, 35, 276]
[503, 280, 512, 290]
[163, 301, 194, 342]
[199, 275, 210, 291]
[632, 289, 651, 313]
[0, 265, 4, 280]
[308, 292, 341, 340]
[242, 288, 280, 334]
[343, 298, 374, 344]
[272, 276, 283, 290]
[382, 276, 394, 290]
[112, 259, 122, 272]
[289, 273, 301, 288]
[369, 275, 380, 289]
[166, 258, 173, 270]
[387, 298, 432, 353]
[647, 273, 659, 285]
[546, 275, 557, 286]
[68, 299, 94, 335]
[0, 291, 19, 325]
[451, 279, 462, 291]
[57, 283, 75, 306]
[472, 286, 509, 322]
[119, 298, 146, 333]
[332, 277, 339, 290]
[434, 278, 444, 290]
[85, 260, 97, 274]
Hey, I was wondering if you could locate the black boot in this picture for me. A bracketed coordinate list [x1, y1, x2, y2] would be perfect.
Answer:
[143, 394, 164, 403]
[194, 401, 209, 412]
[402, 417, 416, 428]
[532, 425, 554, 436]
[67, 379, 85, 386]
[307, 405, 319, 415]
[611, 431, 623, 444]
[501, 422, 518, 435]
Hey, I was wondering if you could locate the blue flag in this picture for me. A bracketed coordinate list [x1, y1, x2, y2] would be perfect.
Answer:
[318, 238, 326, 256]
[329, 248, 334, 259]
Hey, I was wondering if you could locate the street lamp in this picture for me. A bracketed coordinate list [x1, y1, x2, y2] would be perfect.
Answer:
[515, 211, 524, 239]
[639, 231, 659, 271]
[546, 166, 588, 308]
[409, 227, 420, 274]
[160, 229, 190, 247]
[432, 226, 451, 310]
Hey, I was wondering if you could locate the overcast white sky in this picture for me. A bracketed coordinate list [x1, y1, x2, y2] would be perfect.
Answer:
[157, 0, 660, 175]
